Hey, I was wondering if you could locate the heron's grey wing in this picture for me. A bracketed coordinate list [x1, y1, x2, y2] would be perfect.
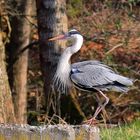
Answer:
[71, 60, 133, 92]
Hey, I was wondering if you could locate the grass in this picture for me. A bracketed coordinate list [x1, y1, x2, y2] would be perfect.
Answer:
[101, 119, 140, 140]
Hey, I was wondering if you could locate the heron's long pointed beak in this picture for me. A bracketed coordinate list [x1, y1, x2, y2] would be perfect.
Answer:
[48, 34, 65, 41]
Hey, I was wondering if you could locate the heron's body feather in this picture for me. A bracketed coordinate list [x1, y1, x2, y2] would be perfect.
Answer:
[71, 60, 133, 92]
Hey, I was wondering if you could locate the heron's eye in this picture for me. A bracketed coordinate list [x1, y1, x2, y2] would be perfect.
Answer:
[66, 32, 73, 38]
[68, 32, 72, 36]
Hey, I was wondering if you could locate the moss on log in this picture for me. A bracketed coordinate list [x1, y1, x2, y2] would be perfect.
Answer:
[0, 124, 100, 140]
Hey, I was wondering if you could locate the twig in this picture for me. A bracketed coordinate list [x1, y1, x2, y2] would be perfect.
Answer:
[53, 114, 67, 125]
[109, 107, 129, 120]
[24, 16, 38, 28]
[105, 43, 123, 55]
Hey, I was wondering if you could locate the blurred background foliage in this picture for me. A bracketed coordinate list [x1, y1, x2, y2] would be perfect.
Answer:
[26, 0, 140, 124]
[27, 0, 140, 125]
[2, 0, 140, 125]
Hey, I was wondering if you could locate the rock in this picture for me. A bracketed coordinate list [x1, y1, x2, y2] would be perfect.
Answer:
[0, 124, 100, 140]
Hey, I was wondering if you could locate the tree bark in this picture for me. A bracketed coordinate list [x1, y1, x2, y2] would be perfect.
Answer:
[8, 0, 33, 124]
[36, 0, 68, 114]
[0, 5, 16, 123]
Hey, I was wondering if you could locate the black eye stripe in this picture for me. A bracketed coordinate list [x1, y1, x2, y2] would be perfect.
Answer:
[69, 31, 81, 35]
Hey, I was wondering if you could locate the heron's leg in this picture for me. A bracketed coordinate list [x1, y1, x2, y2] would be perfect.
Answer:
[85, 90, 109, 125]
[90, 93, 102, 120]
[83, 91, 109, 125]
[93, 90, 109, 119]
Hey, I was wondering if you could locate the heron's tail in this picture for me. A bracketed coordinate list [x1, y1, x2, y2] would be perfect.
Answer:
[116, 75, 133, 86]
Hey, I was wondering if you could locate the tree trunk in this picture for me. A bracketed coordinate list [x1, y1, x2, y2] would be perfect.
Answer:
[0, 31, 15, 123]
[0, 4, 15, 123]
[36, 0, 68, 115]
[8, 0, 33, 124]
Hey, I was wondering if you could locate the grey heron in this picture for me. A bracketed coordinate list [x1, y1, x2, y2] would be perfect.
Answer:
[49, 29, 133, 123]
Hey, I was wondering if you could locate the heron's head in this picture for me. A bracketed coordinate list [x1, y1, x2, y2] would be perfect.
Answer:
[48, 29, 81, 41]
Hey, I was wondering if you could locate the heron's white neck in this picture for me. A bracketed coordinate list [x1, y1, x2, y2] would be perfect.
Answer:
[53, 34, 83, 92]
[69, 34, 84, 54]
[61, 34, 83, 60]
[58, 34, 83, 70]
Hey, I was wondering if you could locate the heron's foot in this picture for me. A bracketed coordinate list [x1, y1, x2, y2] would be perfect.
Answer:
[82, 117, 99, 125]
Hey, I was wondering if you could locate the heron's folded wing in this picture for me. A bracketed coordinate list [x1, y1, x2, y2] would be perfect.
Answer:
[71, 60, 133, 90]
